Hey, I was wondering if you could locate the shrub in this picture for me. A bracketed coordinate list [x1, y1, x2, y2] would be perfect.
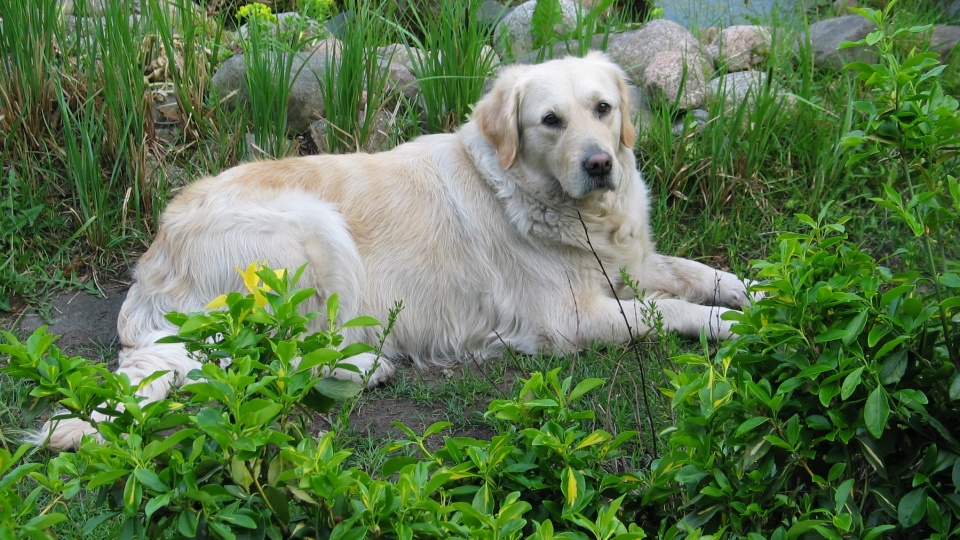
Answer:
[1, 264, 646, 539]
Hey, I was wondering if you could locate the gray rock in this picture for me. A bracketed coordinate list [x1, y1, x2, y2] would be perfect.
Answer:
[378, 44, 428, 72]
[513, 34, 606, 64]
[606, 19, 710, 85]
[378, 57, 420, 101]
[493, 0, 580, 59]
[642, 50, 712, 110]
[803, 15, 878, 70]
[709, 25, 772, 72]
[478, 0, 513, 30]
[706, 71, 794, 113]
[672, 108, 710, 136]
[946, 0, 960, 19]
[212, 50, 336, 134]
[929, 25, 960, 57]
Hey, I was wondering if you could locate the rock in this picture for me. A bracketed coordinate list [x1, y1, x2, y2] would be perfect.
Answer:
[378, 57, 420, 101]
[212, 49, 337, 134]
[513, 34, 606, 64]
[672, 108, 710, 136]
[833, 0, 858, 15]
[642, 50, 712, 110]
[946, 0, 960, 19]
[309, 110, 395, 153]
[928, 25, 960, 58]
[803, 15, 878, 70]
[378, 44, 428, 73]
[606, 19, 710, 84]
[706, 71, 794, 113]
[709, 25, 772, 72]
[493, 0, 580, 59]
[477, 0, 513, 30]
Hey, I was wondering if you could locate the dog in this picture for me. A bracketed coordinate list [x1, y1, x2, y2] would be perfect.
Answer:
[37, 52, 752, 451]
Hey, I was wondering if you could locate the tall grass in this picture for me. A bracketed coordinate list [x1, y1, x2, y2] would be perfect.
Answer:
[403, 0, 502, 132]
[321, 0, 399, 153]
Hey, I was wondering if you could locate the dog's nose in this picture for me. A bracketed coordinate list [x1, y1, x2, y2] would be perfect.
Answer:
[583, 152, 612, 177]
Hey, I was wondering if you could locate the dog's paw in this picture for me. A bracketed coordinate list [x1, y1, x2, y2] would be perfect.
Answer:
[30, 416, 102, 452]
[714, 272, 760, 309]
[329, 353, 396, 389]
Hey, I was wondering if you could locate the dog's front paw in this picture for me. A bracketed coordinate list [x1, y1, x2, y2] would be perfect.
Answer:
[30, 416, 102, 452]
[714, 272, 760, 309]
[329, 353, 396, 389]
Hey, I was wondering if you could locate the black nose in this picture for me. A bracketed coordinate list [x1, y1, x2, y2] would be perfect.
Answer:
[583, 151, 612, 177]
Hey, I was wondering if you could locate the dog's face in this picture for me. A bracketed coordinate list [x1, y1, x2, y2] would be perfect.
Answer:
[474, 52, 636, 199]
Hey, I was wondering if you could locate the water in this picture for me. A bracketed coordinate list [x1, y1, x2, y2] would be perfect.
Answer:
[659, 0, 807, 29]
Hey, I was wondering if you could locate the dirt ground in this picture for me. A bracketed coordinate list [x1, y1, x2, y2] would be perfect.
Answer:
[8, 282, 503, 447]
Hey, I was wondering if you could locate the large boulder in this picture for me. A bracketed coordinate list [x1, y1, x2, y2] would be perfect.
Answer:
[803, 15, 878, 70]
[606, 19, 711, 84]
[493, 0, 580, 59]
[642, 50, 712, 110]
[211, 48, 336, 133]
[708, 25, 772, 72]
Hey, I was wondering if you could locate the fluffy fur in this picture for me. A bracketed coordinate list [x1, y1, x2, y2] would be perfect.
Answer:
[37, 52, 751, 451]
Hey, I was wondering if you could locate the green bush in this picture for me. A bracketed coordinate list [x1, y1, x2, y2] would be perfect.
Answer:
[1, 264, 646, 539]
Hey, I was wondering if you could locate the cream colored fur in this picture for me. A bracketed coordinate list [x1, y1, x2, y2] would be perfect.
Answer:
[36, 53, 751, 451]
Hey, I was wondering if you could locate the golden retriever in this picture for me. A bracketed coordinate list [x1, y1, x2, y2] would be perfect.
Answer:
[38, 52, 751, 450]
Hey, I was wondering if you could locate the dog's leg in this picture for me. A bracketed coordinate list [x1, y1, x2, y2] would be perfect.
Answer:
[326, 352, 396, 388]
[556, 296, 735, 352]
[638, 254, 755, 309]
[30, 327, 200, 452]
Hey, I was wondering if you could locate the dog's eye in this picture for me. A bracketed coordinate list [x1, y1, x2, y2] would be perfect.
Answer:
[542, 113, 562, 128]
[596, 101, 611, 116]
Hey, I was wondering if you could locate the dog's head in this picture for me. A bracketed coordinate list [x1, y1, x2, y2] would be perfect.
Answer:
[473, 52, 636, 199]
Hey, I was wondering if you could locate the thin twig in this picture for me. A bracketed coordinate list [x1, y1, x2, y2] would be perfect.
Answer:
[576, 210, 659, 456]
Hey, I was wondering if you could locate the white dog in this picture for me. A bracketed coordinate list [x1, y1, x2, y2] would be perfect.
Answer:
[38, 52, 751, 450]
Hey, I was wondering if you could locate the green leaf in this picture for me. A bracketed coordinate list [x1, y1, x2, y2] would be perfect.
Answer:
[949, 372, 960, 401]
[940, 273, 960, 288]
[313, 377, 363, 401]
[133, 468, 168, 492]
[840, 367, 864, 400]
[218, 510, 258, 529]
[897, 487, 927, 527]
[864, 386, 890, 439]
[815, 328, 850, 343]
[341, 315, 381, 328]
[569, 378, 605, 402]
[735, 416, 769, 436]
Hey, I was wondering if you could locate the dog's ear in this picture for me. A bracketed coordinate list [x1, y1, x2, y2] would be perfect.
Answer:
[474, 66, 523, 170]
[614, 67, 637, 148]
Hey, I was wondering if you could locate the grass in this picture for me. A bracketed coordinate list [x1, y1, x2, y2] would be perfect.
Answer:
[1, 0, 958, 534]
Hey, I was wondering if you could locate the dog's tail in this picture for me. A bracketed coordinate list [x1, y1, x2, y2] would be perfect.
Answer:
[30, 284, 201, 452]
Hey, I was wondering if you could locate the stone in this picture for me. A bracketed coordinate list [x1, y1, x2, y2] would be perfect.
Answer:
[378, 57, 420, 101]
[606, 19, 710, 84]
[378, 44, 428, 73]
[928, 25, 960, 58]
[493, 0, 580, 59]
[803, 15, 878, 70]
[709, 25, 772, 72]
[833, 0, 858, 15]
[672, 108, 710, 136]
[642, 50, 712, 110]
[706, 71, 795, 113]
[212, 49, 337, 134]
